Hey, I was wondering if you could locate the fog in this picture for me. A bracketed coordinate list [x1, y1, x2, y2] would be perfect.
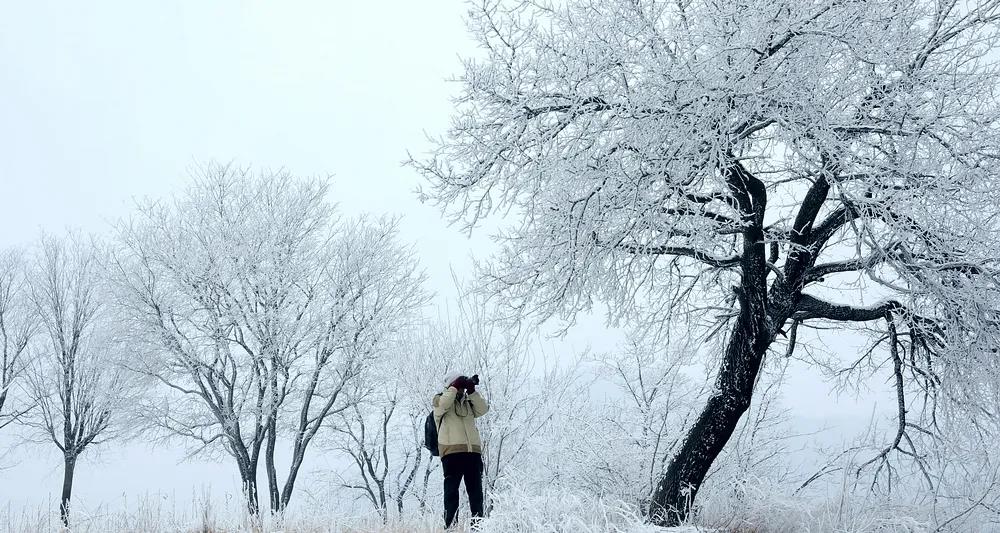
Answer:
[0, 0, 887, 520]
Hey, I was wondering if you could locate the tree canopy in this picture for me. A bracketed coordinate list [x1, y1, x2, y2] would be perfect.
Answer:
[414, 0, 1000, 523]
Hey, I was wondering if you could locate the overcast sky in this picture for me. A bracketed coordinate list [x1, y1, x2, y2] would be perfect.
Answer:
[0, 0, 886, 518]
[0, 0, 479, 268]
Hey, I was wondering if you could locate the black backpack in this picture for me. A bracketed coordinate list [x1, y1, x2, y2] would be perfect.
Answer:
[423, 411, 439, 456]
[423, 393, 443, 456]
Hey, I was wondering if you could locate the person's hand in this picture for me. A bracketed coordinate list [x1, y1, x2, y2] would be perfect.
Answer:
[467, 374, 480, 394]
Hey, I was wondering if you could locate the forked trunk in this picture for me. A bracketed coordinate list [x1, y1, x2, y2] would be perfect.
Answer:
[233, 439, 263, 517]
[237, 456, 260, 517]
[243, 475, 260, 516]
[648, 299, 772, 525]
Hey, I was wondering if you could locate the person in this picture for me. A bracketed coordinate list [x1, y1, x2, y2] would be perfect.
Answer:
[433, 373, 489, 529]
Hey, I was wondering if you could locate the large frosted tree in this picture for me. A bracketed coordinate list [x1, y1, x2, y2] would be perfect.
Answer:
[413, 0, 1000, 524]
[111, 165, 427, 515]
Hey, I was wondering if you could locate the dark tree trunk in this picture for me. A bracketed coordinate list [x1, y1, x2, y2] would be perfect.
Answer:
[243, 474, 260, 517]
[278, 446, 306, 511]
[647, 309, 772, 525]
[647, 160, 775, 526]
[60, 454, 77, 526]
[236, 456, 260, 517]
[265, 418, 280, 513]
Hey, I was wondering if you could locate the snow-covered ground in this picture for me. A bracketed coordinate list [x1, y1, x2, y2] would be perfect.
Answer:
[0, 486, 976, 533]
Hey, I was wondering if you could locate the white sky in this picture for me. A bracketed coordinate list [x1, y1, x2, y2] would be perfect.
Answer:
[0, 0, 887, 518]
[0, 0, 481, 272]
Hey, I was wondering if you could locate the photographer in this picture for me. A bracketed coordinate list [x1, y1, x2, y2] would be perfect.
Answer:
[433, 373, 489, 528]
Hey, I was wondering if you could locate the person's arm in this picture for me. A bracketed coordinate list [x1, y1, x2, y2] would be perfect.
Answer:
[434, 386, 459, 418]
[468, 391, 489, 418]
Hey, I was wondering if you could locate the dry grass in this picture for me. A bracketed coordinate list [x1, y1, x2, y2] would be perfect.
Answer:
[5, 483, 994, 533]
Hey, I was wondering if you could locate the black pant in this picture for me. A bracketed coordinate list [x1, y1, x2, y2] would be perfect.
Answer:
[442, 452, 484, 528]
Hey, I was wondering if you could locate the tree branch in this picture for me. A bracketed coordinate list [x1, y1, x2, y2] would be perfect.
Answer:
[793, 294, 901, 322]
[804, 250, 890, 283]
[613, 241, 741, 268]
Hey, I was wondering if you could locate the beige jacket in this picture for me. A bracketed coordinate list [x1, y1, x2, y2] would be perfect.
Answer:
[432, 386, 489, 457]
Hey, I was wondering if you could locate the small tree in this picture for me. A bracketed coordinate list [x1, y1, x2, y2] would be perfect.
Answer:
[591, 336, 703, 505]
[0, 248, 34, 432]
[414, 0, 1000, 524]
[23, 235, 127, 526]
[330, 320, 462, 521]
[331, 377, 429, 521]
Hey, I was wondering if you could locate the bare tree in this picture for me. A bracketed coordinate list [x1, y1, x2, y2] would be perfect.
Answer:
[268, 218, 426, 513]
[592, 336, 704, 505]
[328, 321, 457, 520]
[23, 235, 127, 526]
[544, 334, 792, 518]
[329, 318, 468, 521]
[331, 379, 429, 521]
[0, 249, 34, 432]
[110, 164, 427, 515]
[413, 0, 1000, 524]
[111, 178, 272, 514]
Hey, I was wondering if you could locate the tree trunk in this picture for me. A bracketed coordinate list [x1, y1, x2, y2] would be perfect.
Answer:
[236, 455, 260, 517]
[243, 474, 260, 517]
[418, 458, 433, 511]
[60, 454, 76, 527]
[646, 160, 775, 526]
[648, 301, 772, 525]
[265, 418, 280, 513]
[278, 447, 306, 511]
